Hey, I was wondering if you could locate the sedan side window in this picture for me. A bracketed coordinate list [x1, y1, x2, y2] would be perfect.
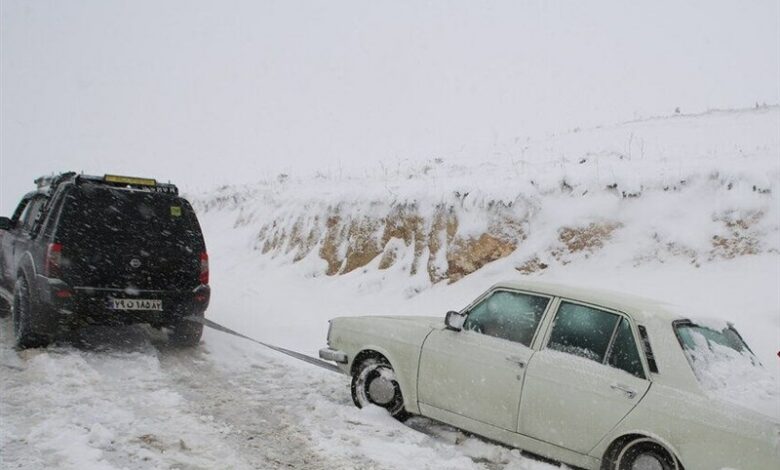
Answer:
[463, 291, 549, 347]
[548, 302, 619, 362]
[607, 318, 645, 378]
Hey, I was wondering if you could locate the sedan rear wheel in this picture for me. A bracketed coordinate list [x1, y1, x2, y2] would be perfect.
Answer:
[615, 438, 678, 470]
[351, 357, 408, 421]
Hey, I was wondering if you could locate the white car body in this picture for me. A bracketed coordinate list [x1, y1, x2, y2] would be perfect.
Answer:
[320, 281, 779, 470]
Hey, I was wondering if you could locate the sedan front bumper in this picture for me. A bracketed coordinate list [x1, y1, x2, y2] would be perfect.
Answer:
[319, 347, 348, 364]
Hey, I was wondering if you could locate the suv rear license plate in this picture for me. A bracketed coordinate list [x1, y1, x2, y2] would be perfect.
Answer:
[108, 298, 163, 311]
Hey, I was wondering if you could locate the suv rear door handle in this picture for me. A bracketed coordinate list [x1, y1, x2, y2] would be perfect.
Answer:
[506, 356, 526, 368]
[610, 383, 637, 399]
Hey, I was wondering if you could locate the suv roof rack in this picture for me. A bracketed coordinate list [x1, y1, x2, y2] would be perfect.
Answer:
[34, 172, 178, 195]
[76, 174, 179, 195]
[34, 172, 78, 193]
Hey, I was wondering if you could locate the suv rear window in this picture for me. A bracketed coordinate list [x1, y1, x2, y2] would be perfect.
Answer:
[56, 185, 203, 250]
[53, 184, 205, 290]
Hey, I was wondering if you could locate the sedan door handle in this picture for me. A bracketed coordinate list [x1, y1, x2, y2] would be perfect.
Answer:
[610, 383, 637, 399]
[505, 356, 526, 368]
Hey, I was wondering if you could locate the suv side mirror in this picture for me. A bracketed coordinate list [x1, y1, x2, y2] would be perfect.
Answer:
[445, 311, 466, 331]
[0, 217, 11, 231]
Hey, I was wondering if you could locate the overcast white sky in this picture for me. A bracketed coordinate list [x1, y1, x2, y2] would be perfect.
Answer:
[1, 0, 778, 213]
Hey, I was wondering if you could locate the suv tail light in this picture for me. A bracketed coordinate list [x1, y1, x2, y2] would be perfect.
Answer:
[199, 251, 209, 285]
[45, 243, 63, 278]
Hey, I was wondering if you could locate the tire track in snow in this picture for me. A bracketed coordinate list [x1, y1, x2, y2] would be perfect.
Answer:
[194, 327, 564, 470]
[156, 338, 377, 469]
[0, 321, 377, 469]
[1, 320, 561, 470]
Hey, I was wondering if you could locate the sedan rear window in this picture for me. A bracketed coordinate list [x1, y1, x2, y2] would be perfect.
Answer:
[675, 322, 750, 354]
[675, 321, 778, 419]
[674, 321, 758, 390]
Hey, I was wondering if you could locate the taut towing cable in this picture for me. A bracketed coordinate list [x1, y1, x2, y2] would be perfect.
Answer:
[186, 316, 343, 374]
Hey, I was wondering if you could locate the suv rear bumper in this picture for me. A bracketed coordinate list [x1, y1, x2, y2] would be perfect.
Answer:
[32, 275, 210, 331]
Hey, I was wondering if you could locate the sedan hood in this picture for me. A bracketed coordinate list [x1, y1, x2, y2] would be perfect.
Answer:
[369, 315, 444, 329]
[329, 315, 444, 351]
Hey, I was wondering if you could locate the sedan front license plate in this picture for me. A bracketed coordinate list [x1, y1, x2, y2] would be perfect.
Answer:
[108, 298, 163, 311]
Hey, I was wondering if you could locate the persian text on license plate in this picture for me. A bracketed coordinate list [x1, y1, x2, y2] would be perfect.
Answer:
[108, 298, 163, 311]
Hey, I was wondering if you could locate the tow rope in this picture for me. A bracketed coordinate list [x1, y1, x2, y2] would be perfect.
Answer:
[188, 316, 343, 374]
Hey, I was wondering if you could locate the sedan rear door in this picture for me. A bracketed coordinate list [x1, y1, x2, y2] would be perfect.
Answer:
[518, 300, 651, 454]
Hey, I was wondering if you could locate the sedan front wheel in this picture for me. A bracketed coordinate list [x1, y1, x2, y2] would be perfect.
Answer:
[351, 357, 408, 421]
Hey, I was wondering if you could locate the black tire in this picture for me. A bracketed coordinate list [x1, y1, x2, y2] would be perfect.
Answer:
[615, 439, 678, 470]
[168, 316, 203, 347]
[351, 357, 409, 421]
[12, 276, 51, 349]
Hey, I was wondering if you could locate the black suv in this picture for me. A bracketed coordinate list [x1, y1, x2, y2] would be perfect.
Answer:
[0, 173, 210, 348]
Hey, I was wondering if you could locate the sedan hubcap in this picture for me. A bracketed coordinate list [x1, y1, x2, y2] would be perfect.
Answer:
[367, 375, 395, 405]
[632, 455, 664, 470]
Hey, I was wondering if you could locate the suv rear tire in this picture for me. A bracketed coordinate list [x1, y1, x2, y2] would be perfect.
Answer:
[13, 276, 51, 349]
[0, 296, 11, 318]
[168, 316, 203, 347]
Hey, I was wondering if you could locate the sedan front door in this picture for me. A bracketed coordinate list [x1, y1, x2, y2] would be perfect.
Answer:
[417, 289, 552, 431]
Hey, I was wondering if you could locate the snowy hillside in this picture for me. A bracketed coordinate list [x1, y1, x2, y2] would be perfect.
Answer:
[193, 105, 780, 380]
[193, 106, 779, 286]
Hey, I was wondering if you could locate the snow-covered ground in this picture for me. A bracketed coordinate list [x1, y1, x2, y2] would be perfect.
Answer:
[2, 218, 777, 469]
[0, 318, 564, 469]
[2, 107, 779, 469]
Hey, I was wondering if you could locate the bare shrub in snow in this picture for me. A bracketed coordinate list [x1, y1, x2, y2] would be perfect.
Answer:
[710, 211, 764, 259]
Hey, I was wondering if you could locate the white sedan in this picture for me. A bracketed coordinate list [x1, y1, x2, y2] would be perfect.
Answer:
[319, 281, 779, 470]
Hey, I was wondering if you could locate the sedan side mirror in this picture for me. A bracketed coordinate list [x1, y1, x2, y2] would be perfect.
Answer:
[445, 311, 466, 331]
[0, 217, 11, 231]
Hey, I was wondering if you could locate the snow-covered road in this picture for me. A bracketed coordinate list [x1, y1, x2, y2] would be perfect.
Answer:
[0, 319, 563, 470]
